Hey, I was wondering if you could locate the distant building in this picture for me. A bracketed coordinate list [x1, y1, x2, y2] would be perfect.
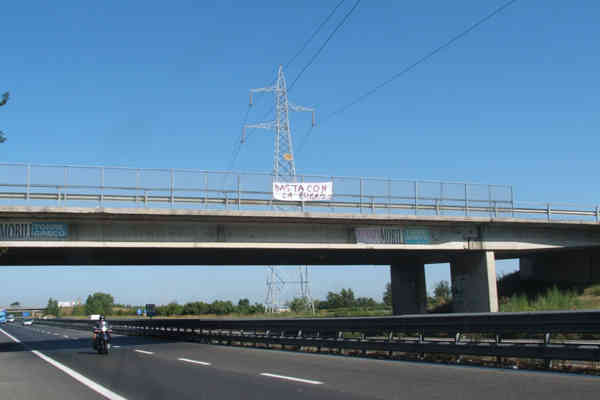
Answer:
[58, 300, 81, 308]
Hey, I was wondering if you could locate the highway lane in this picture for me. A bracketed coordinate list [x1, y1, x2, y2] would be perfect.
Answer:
[2, 322, 600, 400]
[1, 323, 370, 400]
[0, 327, 105, 400]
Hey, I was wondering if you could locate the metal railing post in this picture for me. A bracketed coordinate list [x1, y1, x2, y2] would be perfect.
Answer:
[237, 174, 241, 210]
[510, 186, 514, 217]
[300, 175, 305, 212]
[26, 164, 31, 202]
[488, 185, 493, 217]
[63, 166, 68, 205]
[359, 178, 363, 213]
[204, 173, 208, 208]
[596, 205, 599, 223]
[100, 167, 104, 207]
[136, 169, 141, 206]
[170, 169, 175, 208]
[414, 181, 418, 215]
[547, 203, 551, 221]
[464, 184, 469, 216]
[387, 178, 391, 214]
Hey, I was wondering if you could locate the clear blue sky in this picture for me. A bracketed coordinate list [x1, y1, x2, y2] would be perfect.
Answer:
[1, 1, 599, 307]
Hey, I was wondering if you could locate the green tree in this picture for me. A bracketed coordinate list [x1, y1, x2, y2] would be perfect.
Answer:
[356, 297, 377, 309]
[46, 298, 60, 317]
[289, 297, 311, 313]
[85, 292, 114, 316]
[383, 283, 392, 307]
[237, 298, 250, 314]
[433, 281, 451, 302]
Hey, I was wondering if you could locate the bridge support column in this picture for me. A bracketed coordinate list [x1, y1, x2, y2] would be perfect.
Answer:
[451, 251, 498, 313]
[390, 259, 427, 315]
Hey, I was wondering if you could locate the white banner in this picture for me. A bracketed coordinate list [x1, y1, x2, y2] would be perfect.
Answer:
[273, 182, 333, 201]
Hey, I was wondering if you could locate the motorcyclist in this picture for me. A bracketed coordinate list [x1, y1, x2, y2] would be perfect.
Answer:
[92, 315, 112, 349]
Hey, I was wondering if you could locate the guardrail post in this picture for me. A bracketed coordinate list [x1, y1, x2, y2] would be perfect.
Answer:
[547, 203, 551, 221]
[544, 333, 552, 369]
[596, 205, 599, 223]
[495, 334, 502, 366]
[435, 199, 440, 216]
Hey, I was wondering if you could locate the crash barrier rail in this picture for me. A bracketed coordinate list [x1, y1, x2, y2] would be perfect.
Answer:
[36, 310, 600, 364]
[1, 162, 599, 222]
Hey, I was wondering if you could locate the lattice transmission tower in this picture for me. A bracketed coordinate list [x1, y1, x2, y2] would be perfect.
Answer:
[244, 65, 316, 314]
[243, 65, 315, 182]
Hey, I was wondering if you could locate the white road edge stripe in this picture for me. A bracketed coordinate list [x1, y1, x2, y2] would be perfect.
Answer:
[134, 349, 154, 355]
[178, 358, 211, 366]
[260, 373, 323, 385]
[0, 328, 127, 400]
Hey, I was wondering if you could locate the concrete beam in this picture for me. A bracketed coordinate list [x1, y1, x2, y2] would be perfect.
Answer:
[390, 259, 427, 315]
[451, 251, 498, 313]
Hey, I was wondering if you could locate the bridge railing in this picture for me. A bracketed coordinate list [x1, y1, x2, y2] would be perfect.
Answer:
[0, 162, 596, 222]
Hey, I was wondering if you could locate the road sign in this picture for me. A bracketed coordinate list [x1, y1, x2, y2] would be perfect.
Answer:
[145, 304, 156, 317]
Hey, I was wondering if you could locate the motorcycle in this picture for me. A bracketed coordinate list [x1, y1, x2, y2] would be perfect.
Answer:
[93, 325, 112, 355]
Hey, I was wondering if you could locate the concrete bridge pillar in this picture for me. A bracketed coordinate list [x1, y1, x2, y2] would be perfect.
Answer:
[390, 258, 427, 315]
[451, 251, 498, 313]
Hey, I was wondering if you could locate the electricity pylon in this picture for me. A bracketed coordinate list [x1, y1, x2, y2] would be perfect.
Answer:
[243, 65, 315, 182]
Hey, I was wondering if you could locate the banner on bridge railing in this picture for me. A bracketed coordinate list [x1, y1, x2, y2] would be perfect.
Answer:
[273, 182, 333, 201]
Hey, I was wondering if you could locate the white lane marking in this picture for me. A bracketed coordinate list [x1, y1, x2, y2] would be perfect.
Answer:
[134, 350, 154, 355]
[0, 328, 128, 400]
[113, 346, 121, 348]
[0, 328, 21, 343]
[260, 373, 323, 385]
[63, 335, 69, 338]
[178, 358, 211, 366]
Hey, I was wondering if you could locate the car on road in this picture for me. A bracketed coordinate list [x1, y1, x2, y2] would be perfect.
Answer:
[7, 314, 15, 323]
[23, 319, 33, 326]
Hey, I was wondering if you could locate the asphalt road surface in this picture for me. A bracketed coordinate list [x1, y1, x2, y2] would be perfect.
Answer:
[0, 322, 598, 400]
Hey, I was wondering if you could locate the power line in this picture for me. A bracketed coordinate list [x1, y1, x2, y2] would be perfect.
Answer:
[324, 0, 518, 122]
[288, 0, 361, 92]
[284, 0, 347, 71]
[229, 1, 350, 171]
[298, 0, 519, 154]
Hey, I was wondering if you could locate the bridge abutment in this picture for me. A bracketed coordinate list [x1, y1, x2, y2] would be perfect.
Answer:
[520, 249, 600, 284]
[390, 259, 427, 315]
[451, 251, 498, 313]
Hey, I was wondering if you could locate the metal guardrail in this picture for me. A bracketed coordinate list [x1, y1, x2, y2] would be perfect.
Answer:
[37, 311, 600, 363]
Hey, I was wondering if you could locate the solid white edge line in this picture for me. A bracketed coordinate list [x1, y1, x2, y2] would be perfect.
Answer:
[0, 328, 128, 400]
[260, 373, 323, 385]
[134, 349, 154, 355]
[178, 358, 211, 366]
[0, 328, 21, 343]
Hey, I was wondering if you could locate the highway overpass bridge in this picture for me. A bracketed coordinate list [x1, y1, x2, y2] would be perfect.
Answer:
[0, 206, 599, 315]
[0, 163, 599, 315]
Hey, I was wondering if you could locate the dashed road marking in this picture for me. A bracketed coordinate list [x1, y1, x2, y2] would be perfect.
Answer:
[260, 373, 323, 385]
[134, 349, 154, 355]
[178, 358, 211, 366]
